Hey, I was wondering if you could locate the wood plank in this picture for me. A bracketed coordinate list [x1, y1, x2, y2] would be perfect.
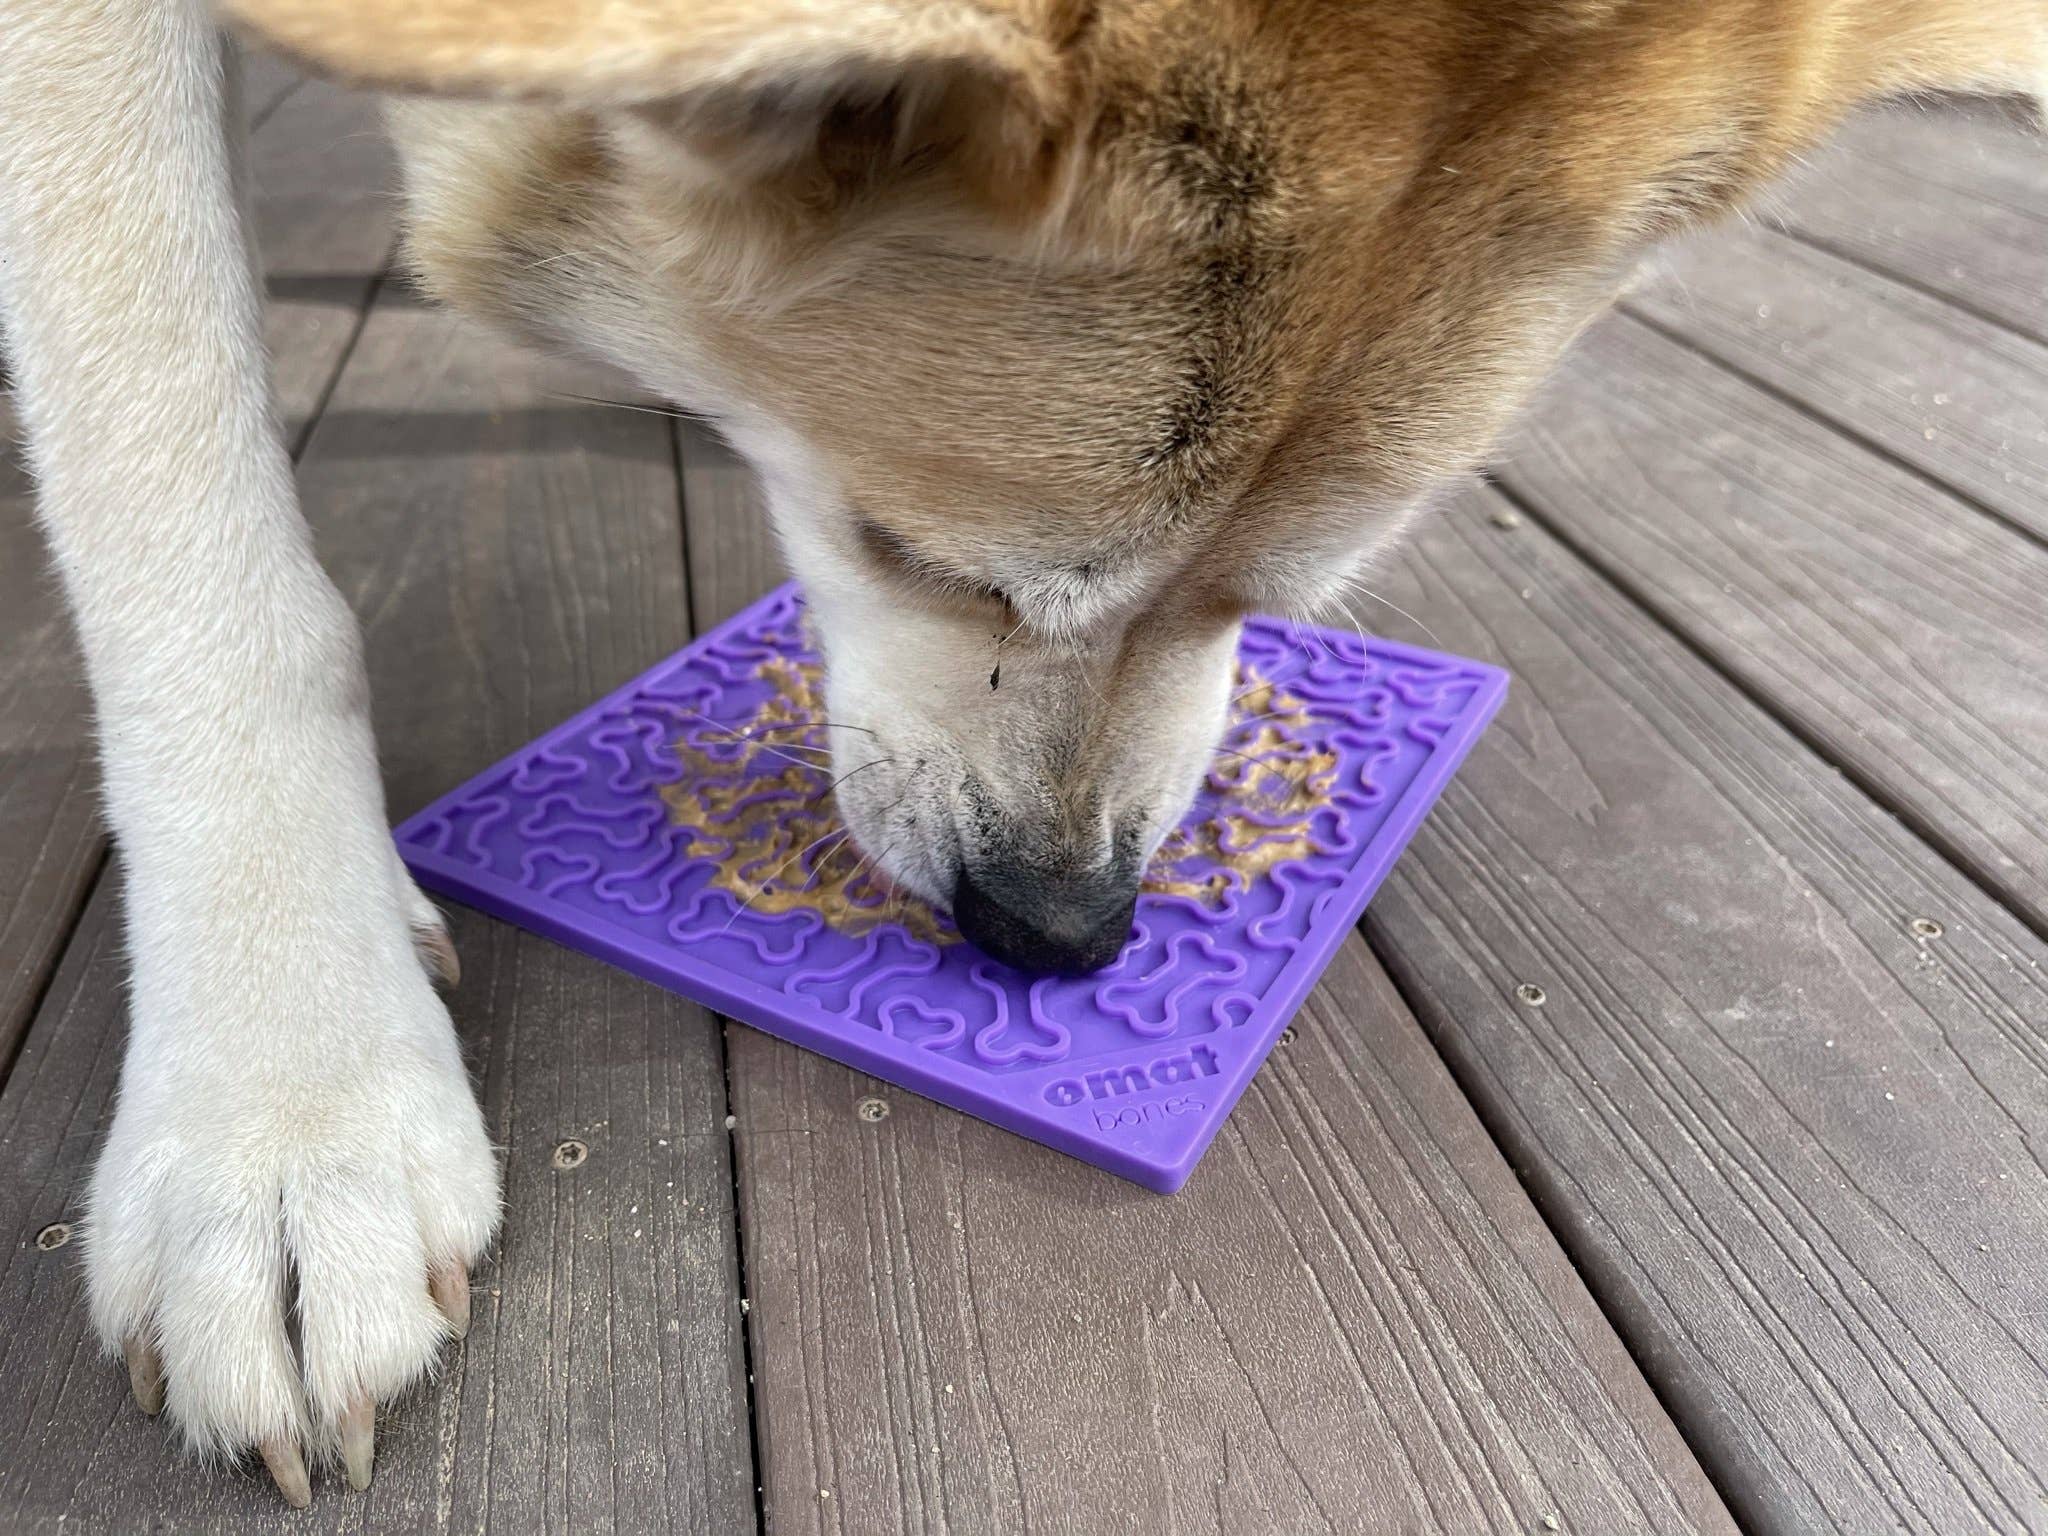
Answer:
[686, 454, 1732, 1533]
[731, 942, 1733, 1534]
[0, 300, 757, 1528]
[1496, 312, 2048, 935]
[0, 400, 101, 1069]
[1627, 222, 2048, 542]
[239, 46, 302, 131]
[1768, 100, 2048, 343]
[0, 79, 398, 1076]
[1365, 483, 2048, 1532]
[248, 80, 400, 445]
[677, 419, 788, 626]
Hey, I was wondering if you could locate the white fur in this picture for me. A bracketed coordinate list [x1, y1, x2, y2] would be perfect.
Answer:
[749, 434, 1237, 904]
[0, 0, 498, 1461]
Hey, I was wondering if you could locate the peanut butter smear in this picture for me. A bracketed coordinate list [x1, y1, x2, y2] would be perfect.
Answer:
[660, 660, 1334, 943]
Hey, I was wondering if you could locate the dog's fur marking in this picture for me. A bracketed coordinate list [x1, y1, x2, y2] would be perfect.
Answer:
[1151, 66, 1275, 234]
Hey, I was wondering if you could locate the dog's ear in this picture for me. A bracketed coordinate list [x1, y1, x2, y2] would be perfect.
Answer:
[221, 0, 1073, 120]
[224, 0, 1086, 208]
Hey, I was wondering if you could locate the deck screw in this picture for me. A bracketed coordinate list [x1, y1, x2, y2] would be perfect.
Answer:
[1910, 916, 1944, 939]
[1276, 1028, 1298, 1047]
[1490, 506, 1524, 530]
[856, 1098, 890, 1123]
[552, 1139, 589, 1170]
[1516, 983, 1547, 1007]
[34, 1222, 71, 1252]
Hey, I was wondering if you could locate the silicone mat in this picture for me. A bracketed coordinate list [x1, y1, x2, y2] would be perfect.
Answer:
[395, 583, 1507, 1191]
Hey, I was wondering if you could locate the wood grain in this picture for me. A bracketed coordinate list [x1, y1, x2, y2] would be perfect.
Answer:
[248, 79, 400, 445]
[1767, 100, 2048, 344]
[3, 40, 2043, 1536]
[1367, 484, 2048, 1533]
[1627, 221, 2048, 543]
[240, 47, 303, 131]
[678, 419, 789, 628]
[0, 398, 101, 1069]
[1497, 312, 2048, 936]
[684, 453, 1731, 1535]
[0, 298, 756, 1527]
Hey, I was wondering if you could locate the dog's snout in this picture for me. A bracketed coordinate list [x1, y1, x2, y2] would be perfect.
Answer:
[951, 861, 1139, 976]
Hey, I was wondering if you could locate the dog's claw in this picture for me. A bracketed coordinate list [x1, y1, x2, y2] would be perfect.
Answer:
[261, 1437, 312, 1509]
[429, 1261, 471, 1338]
[341, 1393, 375, 1492]
[123, 1334, 165, 1416]
[413, 921, 461, 990]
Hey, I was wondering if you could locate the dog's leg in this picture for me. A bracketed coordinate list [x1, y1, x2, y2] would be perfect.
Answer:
[0, 0, 499, 1501]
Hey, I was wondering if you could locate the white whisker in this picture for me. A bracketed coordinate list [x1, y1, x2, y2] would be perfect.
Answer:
[677, 704, 824, 775]
[752, 720, 879, 739]
[798, 828, 856, 893]
[547, 390, 711, 423]
[1334, 577, 1443, 649]
[813, 756, 892, 805]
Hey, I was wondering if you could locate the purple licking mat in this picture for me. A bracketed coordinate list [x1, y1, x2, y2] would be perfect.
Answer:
[394, 582, 1507, 1192]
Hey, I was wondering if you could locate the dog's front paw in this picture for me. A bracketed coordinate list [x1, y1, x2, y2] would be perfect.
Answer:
[82, 875, 500, 1507]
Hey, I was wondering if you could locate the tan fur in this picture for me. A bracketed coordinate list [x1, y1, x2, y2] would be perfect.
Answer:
[230, 0, 2047, 911]
[226, 0, 2047, 571]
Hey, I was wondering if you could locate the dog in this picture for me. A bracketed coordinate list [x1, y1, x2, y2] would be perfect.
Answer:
[2, 0, 2040, 1507]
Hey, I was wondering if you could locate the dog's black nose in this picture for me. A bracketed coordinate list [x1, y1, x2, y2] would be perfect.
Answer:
[952, 864, 1138, 976]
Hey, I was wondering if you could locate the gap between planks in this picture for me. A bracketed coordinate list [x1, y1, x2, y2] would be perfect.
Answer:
[1493, 305, 2048, 947]
[674, 420, 1731, 1536]
[1366, 480, 2048, 1533]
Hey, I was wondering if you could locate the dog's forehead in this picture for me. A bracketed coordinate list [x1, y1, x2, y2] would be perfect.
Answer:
[392, 14, 1435, 589]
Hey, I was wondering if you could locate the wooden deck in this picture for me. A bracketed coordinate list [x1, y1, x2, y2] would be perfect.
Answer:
[2, 58, 2045, 1534]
